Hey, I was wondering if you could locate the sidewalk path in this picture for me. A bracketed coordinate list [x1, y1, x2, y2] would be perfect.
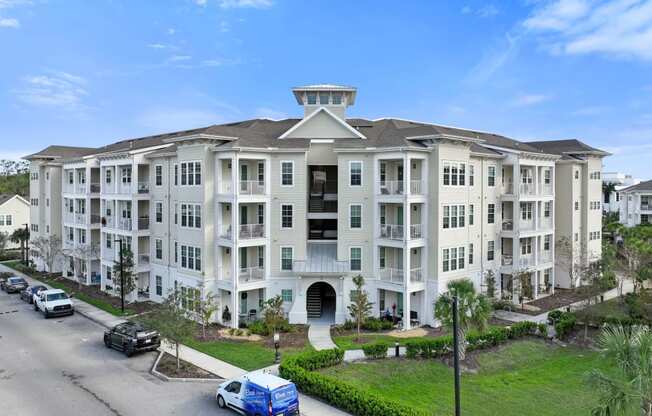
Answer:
[308, 322, 337, 350]
[1, 263, 350, 416]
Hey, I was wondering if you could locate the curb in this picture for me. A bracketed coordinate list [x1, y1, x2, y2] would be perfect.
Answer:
[150, 351, 222, 383]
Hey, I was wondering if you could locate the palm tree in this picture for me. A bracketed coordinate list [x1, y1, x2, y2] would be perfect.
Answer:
[10, 227, 29, 263]
[587, 325, 652, 416]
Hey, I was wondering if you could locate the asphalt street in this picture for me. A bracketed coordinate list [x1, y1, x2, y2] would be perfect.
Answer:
[0, 288, 232, 416]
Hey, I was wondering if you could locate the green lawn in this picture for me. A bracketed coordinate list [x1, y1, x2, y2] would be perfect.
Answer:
[185, 338, 312, 371]
[321, 339, 626, 416]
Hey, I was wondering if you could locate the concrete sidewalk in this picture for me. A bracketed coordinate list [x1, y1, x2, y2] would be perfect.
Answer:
[308, 322, 337, 350]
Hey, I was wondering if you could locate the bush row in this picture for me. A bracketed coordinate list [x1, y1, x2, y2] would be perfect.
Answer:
[279, 349, 427, 416]
[405, 321, 543, 359]
[245, 319, 293, 336]
[342, 317, 395, 332]
[362, 342, 389, 359]
[553, 312, 576, 339]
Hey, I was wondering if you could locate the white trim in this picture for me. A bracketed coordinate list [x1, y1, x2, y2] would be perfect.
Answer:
[179, 160, 202, 187]
[278, 107, 366, 140]
[280, 246, 294, 271]
[154, 164, 163, 187]
[349, 246, 363, 272]
[280, 160, 295, 187]
[280, 203, 294, 229]
[349, 160, 363, 187]
[349, 203, 363, 230]
[0, 194, 29, 208]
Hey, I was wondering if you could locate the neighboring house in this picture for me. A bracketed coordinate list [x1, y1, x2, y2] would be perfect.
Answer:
[619, 179, 652, 227]
[0, 194, 29, 249]
[602, 172, 639, 214]
[26, 84, 609, 328]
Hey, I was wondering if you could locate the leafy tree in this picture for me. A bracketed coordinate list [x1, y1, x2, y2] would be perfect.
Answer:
[31, 235, 63, 273]
[484, 269, 496, 299]
[347, 274, 373, 341]
[112, 246, 136, 298]
[619, 226, 652, 294]
[10, 227, 29, 263]
[0, 232, 8, 258]
[556, 236, 585, 289]
[0, 159, 29, 197]
[587, 325, 652, 416]
[138, 289, 196, 370]
[515, 269, 534, 308]
[74, 243, 100, 288]
[198, 289, 219, 339]
[262, 295, 285, 334]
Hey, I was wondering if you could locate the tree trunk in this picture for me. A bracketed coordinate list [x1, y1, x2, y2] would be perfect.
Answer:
[175, 342, 180, 370]
[357, 317, 361, 342]
[202, 322, 206, 339]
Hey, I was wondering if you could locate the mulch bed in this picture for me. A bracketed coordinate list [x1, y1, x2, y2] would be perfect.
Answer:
[155, 352, 220, 379]
[192, 323, 310, 350]
[499, 288, 594, 315]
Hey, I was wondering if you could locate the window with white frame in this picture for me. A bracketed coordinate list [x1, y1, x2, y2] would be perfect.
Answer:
[487, 203, 495, 224]
[156, 276, 162, 296]
[180, 162, 201, 186]
[379, 247, 386, 268]
[487, 166, 496, 187]
[180, 203, 201, 228]
[521, 238, 532, 255]
[443, 204, 465, 229]
[281, 204, 293, 228]
[442, 246, 465, 272]
[443, 161, 466, 186]
[174, 164, 178, 186]
[469, 243, 474, 264]
[68, 171, 74, 184]
[257, 204, 264, 224]
[105, 169, 112, 184]
[306, 92, 317, 105]
[180, 245, 201, 271]
[520, 202, 533, 221]
[332, 92, 343, 105]
[257, 162, 265, 185]
[487, 240, 495, 261]
[281, 247, 293, 271]
[319, 92, 330, 105]
[4, 215, 12, 226]
[155, 165, 163, 186]
[575, 201, 579, 211]
[281, 161, 294, 186]
[121, 167, 131, 183]
[544, 169, 551, 185]
[544, 201, 552, 218]
[350, 161, 362, 186]
[350, 204, 362, 228]
[469, 164, 475, 186]
[350, 247, 362, 271]
[155, 202, 163, 223]
[544, 234, 552, 251]
[281, 289, 293, 302]
[469, 204, 474, 226]
[155, 239, 163, 259]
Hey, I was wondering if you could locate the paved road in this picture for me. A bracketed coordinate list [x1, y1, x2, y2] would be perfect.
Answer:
[0, 289, 230, 416]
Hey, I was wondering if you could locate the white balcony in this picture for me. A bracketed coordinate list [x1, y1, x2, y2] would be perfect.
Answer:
[75, 213, 86, 225]
[410, 180, 423, 195]
[239, 181, 265, 195]
[409, 224, 422, 239]
[102, 216, 114, 228]
[540, 184, 553, 195]
[117, 218, 132, 231]
[219, 225, 233, 240]
[519, 220, 535, 231]
[502, 219, 514, 231]
[102, 248, 114, 261]
[519, 255, 535, 268]
[90, 183, 101, 193]
[379, 268, 404, 283]
[539, 251, 553, 263]
[76, 183, 87, 194]
[410, 267, 423, 282]
[379, 224, 404, 240]
[239, 224, 265, 239]
[502, 255, 513, 266]
[138, 254, 150, 265]
[137, 181, 149, 194]
[520, 183, 536, 196]
[379, 180, 404, 195]
[239, 267, 264, 283]
[540, 217, 553, 230]
[504, 182, 514, 194]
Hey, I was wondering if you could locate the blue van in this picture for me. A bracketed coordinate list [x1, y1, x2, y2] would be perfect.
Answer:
[216, 372, 299, 416]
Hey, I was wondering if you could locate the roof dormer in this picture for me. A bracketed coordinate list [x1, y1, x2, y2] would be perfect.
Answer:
[292, 84, 356, 120]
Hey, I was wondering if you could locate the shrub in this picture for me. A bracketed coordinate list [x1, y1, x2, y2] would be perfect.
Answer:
[492, 299, 514, 312]
[547, 310, 563, 325]
[363, 317, 394, 331]
[554, 312, 576, 340]
[279, 349, 427, 416]
[362, 342, 389, 359]
[247, 320, 270, 336]
[624, 293, 644, 320]
[537, 323, 548, 338]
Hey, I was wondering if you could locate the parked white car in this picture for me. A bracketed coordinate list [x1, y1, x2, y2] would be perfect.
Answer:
[34, 289, 74, 318]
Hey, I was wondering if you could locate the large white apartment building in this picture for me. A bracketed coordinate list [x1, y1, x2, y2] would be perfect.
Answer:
[619, 180, 652, 227]
[26, 85, 608, 328]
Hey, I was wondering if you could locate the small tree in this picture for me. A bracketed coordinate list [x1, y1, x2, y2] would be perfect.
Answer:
[74, 243, 100, 288]
[198, 290, 219, 339]
[347, 274, 373, 341]
[515, 269, 533, 308]
[0, 232, 8, 259]
[484, 269, 497, 299]
[262, 295, 285, 334]
[31, 235, 63, 273]
[112, 246, 136, 298]
[10, 227, 29, 262]
[556, 236, 585, 289]
[139, 289, 195, 370]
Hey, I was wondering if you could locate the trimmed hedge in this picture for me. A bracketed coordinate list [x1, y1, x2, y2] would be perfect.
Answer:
[342, 317, 395, 331]
[405, 321, 542, 359]
[279, 349, 427, 416]
[362, 341, 389, 359]
[554, 312, 576, 340]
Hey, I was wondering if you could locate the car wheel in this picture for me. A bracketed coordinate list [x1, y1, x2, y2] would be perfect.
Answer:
[217, 395, 226, 408]
[43, 310, 49, 319]
[104, 336, 111, 348]
[33, 303, 38, 311]
[124, 344, 134, 357]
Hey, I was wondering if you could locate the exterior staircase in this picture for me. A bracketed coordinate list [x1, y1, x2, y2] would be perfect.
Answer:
[306, 290, 322, 319]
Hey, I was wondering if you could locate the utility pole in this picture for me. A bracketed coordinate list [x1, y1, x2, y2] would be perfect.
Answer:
[114, 238, 125, 313]
[23, 223, 29, 266]
[452, 295, 461, 416]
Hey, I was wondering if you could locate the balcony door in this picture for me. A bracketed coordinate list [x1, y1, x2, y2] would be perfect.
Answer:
[240, 206, 248, 225]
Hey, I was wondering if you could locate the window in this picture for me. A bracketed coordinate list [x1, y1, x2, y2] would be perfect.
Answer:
[281, 289, 293, 302]
[180, 203, 201, 228]
[379, 289, 385, 311]
[442, 161, 466, 187]
[443, 246, 465, 272]
[443, 204, 465, 229]
[521, 202, 533, 220]
[281, 247, 293, 271]
[180, 245, 201, 271]
[121, 167, 132, 183]
[575, 170, 579, 179]
[106, 234, 112, 249]
[350, 247, 362, 271]
[469, 243, 474, 264]
[487, 240, 495, 261]
[544, 169, 551, 184]
[306, 92, 317, 105]
[319, 92, 329, 105]
[257, 204, 264, 224]
[544, 235, 552, 251]
[180, 162, 201, 186]
[105, 169, 112, 184]
[31, 172, 38, 180]
[332, 92, 343, 105]
[155, 165, 162, 186]
[31, 198, 38, 206]
[281, 204, 293, 228]
[469, 204, 474, 226]
[350, 161, 362, 186]
[4, 215, 12, 226]
[155, 276, 162, 296]
[155, 202, 163, 223]
[155, 239, 163, 259]
[350, 204, 362, 229]
[521, 238, 532, 255]
[257, 162, 265, 185]
[469, 165, 474, 186]
[487, 204, 495, 224]
[0, 216, 4, 226]
[575, 201, 579, 211]
[174, 241, 178, 263]
[68, 171, 74, 184]
[174, 164, 178, 186]
[281, 161, 294, 186]
[487, 166, 496, 187]
[544, 201, 552, 218]
[379, 247, 386, 268]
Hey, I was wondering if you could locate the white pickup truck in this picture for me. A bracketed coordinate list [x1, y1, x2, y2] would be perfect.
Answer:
[34, 289, 75, 318]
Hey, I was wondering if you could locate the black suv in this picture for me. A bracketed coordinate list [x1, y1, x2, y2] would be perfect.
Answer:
[104, 321, 160, 357]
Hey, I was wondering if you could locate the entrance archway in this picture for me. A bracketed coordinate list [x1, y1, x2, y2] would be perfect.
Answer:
[306, 281, 336, 323]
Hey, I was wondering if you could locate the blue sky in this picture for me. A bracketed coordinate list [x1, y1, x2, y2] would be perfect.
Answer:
[1, 0, 651, 177]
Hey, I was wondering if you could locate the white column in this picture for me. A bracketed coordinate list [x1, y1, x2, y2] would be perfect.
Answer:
[231, 155, 240, 329]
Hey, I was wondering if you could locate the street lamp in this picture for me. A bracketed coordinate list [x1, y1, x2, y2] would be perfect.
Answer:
[452, 296, 461, 416]
[114, 238, 125, 313]
[274, 332, 281, 364]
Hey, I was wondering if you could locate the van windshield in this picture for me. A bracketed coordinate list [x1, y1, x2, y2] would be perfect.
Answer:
[272, 385, 297, 402]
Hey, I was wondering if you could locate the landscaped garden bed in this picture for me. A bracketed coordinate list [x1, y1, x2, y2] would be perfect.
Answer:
[155, 352, 220, 379]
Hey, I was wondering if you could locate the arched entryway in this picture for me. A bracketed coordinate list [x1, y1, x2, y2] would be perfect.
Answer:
[306, 281, 336, 323]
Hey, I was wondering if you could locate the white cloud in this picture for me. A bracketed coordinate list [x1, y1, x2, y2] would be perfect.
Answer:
[0, 16, 18, 27]
[0, 0, 32, 9]
[461, 5, 472, 14]
[219, 0, 273, 9]
[147, 43, 168, 49]
[254, 107, 288, 120]
[169, 55, 192, 62]
[167, 28, 176, 35]
[194, 0, 207, 6]
[524, 0, 652, 61]
[465, 32, 522, 84]
[511, 93, 552, 106]
[14, 71, 88, 110]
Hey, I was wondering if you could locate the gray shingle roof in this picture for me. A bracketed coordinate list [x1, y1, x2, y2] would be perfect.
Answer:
[24, 145, 98, 160]
[621, 179, 652, 193]
[0, 194, 26, 207]
[526, 139, 609, 156]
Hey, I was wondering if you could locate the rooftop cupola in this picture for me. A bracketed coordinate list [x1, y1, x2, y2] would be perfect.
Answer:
[292, 84, 356, 120]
